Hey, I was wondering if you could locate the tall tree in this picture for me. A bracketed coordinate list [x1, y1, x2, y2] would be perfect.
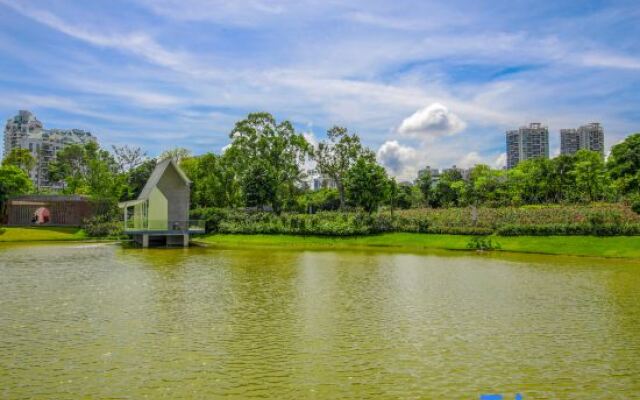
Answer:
[159, 147, 192, 163]
[0, 165, 33, 211]
[226, 112, 311, 213]
[430, 169, 464, 207]
[345, 156, 389, 214]
[242, 161, 277, 210]
[509, 158, 554, 204]
[416, 169, 432, 206]
[314, 126, 375, 210]
[466, 164, 509, 206]
[2, 148, 36, 174]
[112, 145, 147, 172]
[396, 182, 414, 210]
[388, 178, 398, 216]
[549, 155, 577, 203]
[607, 133, 640, 195]
[180, 153, 241, 208]
[48, 142, 124, 200]
[122, 158, 157, 201]
[574, 150, 609, 202]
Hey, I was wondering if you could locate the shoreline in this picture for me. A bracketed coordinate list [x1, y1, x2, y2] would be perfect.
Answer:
[0, 227, 122, 243]
[194, 233, 640, 259]
[2, 226, 640, 259]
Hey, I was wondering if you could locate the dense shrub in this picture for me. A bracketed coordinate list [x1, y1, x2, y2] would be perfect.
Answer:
[217, 211, 374, 236]
[191, 204, 640, 237]
[632, 199, 640, 215]
[467, 236, 501, 250]
[297, 189, 341, 212]
[83, 216, 123, 237]
[396, 204, 640, 229]
[497, 223, 640, 236]
[190, 207, 235, 233]
[425, 226, 493, 235]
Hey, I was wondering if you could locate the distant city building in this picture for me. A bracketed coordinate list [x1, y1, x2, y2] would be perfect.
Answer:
[506, 122, 549, 169]
[417, 165, 471, 184]
[417, 166, 441, 187]
[3, 110, 96, 190]
[417, 166, 439, 180]
[560, 122, 604, 156]
[311, 175, 337, 191]
[560, 128, 578, 155]
[442, 165, 471, 181]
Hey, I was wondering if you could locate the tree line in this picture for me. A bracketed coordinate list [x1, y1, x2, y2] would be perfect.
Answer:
[2, 112, 640, 216]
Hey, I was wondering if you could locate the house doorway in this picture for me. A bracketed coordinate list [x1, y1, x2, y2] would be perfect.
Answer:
[33, 207, 51, 224]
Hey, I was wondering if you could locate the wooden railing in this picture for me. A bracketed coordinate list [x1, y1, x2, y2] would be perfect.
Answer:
[123, 219, 205, 233]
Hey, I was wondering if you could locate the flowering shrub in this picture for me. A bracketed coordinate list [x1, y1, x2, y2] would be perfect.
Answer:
[632, 199, 640, 215]
[83, 215, 123, 237]
[192, 204, 640, 236]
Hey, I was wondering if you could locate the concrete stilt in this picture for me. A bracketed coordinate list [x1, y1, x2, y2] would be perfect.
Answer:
[142, 234, 149, 248]
[183, 234, 189, 247]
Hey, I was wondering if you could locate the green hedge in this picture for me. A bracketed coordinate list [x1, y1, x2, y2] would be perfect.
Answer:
[632, 199, 640, 215]
[190, 205, 640, 237]
[83, 215, 123, 237]
[497, 223, 640, 236]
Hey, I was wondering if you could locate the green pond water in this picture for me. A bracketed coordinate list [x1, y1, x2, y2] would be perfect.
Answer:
[1, 243, 639, 399]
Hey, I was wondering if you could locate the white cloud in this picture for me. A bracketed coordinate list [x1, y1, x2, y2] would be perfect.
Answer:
[493, 153, 507, 169]
[397, 103, 466, 139]
[301, 131, 318, 173]
[580, 52, 640, 70]
[302, 131, 318, 148]
[376, 140, 420, 180]
[0, 1, 197, 72]
[1, 0, 638, 161]
[456, 151, 483, 169]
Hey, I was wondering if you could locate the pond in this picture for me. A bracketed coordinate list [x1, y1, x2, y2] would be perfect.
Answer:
[1, 243, 639, 399]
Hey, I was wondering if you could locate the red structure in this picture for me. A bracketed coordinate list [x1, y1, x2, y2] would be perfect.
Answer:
[5, 195, 96, 226]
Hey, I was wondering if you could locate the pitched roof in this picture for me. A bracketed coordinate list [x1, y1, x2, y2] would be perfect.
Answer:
[9, 194, 90, 202]
[137, 158, 191, 200]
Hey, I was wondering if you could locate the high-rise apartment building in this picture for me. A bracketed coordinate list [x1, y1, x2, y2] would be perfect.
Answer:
[3, 110, 96, 190]
[311, 175, 337, 191]
[560, 122, 604, 156]
[506, 122, 549, 169]
[417, 166, 441, 186]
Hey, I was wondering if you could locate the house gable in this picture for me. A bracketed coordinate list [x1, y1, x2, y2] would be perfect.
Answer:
[137, 158, 190, 201]
[155, 161, 190, 223]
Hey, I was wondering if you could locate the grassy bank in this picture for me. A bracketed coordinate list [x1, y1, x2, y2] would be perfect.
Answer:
[195, 233, 640, 259]
[0, 227, 87, 242]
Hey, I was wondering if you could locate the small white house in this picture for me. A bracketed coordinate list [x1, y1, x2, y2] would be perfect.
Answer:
[118, 158, 204, 247]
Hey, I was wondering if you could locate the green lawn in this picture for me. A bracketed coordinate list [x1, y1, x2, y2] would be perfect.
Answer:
[195, 233, 640, 259]
[0, 226, 87, 242]
[3, 227, 639, 258]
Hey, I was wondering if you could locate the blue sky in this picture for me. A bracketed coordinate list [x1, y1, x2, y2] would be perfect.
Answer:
[1, 0, 639, 179]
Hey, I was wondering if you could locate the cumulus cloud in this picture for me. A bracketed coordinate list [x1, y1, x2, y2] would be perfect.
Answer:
[457, 151, 483, 168]
[377, 140, 420, 179]
[397, 103, 466, 138]
[456, 151, 508, 169]
[301, 131, 318, 172]
[493, 153, 507, 169]
[302, 131, 318, 148]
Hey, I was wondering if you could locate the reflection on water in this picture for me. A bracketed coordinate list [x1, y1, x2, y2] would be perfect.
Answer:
[1, 243, 639, 399]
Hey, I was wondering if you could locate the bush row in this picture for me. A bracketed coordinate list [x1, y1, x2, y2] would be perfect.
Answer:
[396, 203, 640, 229]
[188, 208, 520, 236]
[83, 215, 124, 237]
[496, 223, 640, 236]
[191, 208, 640, 236]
